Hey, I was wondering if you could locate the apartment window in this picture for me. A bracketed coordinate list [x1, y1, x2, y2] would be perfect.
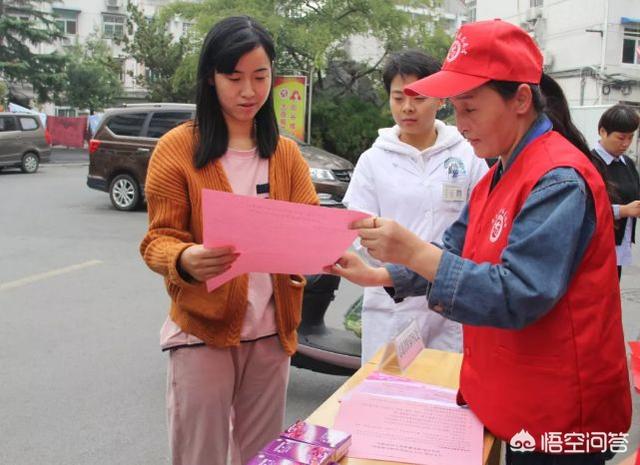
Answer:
[145, 67, 160, 83]
[103, 14, 125, 38]
[117, 58, 126, 84]
[622, 25, 640, 64]
[530, 0, 543, 7]
[53, 9, 78, 35]
[56, 107, 77, 117]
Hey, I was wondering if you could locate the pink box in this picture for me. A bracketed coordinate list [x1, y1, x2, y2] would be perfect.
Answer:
[261, 438, 333, 465]
[246, 452, 305, 465]
[281, 421, 351, 461]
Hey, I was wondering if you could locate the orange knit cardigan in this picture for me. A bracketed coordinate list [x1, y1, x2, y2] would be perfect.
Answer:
[140, 123, 319, 355]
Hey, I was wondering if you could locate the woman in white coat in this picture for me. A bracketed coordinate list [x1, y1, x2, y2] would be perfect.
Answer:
[343, 50, 488, 363]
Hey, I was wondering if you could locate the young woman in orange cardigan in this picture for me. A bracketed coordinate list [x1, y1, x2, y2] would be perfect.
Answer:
[139, 16, 317, 465]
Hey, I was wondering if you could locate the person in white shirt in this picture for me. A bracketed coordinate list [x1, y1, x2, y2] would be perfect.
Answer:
[343, 50, 488, 363]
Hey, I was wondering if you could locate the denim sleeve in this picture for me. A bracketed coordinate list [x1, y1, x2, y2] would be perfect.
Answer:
[428, 167, 595, 329]
[385, 205, 470, 301]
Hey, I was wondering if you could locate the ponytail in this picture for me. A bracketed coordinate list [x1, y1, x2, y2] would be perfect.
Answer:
[534, 74, 591, 156]
[536, 73, 614, 198]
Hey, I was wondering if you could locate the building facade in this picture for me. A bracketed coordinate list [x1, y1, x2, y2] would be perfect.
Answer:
[16, 0, 193, 114]
[344, 0, 469, 65]
[474, 0, 640, 108]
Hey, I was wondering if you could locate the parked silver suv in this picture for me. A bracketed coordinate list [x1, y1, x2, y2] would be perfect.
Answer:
[0, 112, 51, 173]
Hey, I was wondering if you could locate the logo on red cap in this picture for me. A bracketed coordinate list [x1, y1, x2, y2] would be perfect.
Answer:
[446, 32, 469, 63]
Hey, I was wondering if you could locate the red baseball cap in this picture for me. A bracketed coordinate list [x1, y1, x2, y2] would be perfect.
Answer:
[405, 19, 543, 98]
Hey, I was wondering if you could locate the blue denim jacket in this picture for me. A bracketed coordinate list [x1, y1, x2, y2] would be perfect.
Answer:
[387, 114, 596, 329]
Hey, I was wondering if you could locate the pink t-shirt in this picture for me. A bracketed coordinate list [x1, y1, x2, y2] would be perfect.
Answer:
[160, 147, 277, 349]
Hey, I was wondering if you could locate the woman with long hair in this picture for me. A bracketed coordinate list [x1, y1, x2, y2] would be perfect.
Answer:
[140, 16, 317, 465]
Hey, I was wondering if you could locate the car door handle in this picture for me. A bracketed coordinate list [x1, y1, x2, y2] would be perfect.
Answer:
[136, 148, 150, 154]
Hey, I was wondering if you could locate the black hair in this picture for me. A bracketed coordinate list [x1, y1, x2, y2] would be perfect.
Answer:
[488, 76, 614, 197]
[382, 50, 441, 94]
[193, 16, 279, 169]
[598, 104, 640, 134]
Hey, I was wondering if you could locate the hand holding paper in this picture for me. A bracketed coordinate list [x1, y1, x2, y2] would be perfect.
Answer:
[325, 251, 393, 287]
[202, 189, 369, 291]
[179, 244, 239, 283]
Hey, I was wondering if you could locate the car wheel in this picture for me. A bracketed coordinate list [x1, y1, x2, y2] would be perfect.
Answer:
[109, 174, 141, 211]
[21, 152, 39, 173]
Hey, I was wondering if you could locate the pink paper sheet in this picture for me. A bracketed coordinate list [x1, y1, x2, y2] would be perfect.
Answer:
[202, 190, 369, 291]
[335, 391, 483, 465]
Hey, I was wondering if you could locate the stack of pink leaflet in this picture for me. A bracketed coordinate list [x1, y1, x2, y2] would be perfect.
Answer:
[341, 371, 458, 404]
[334, 371, 484, 465]
[281, 420, 351, 461]
[259, 438, 333, 465]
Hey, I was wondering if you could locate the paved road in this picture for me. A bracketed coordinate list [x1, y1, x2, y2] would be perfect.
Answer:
[0, 163, 357, 465]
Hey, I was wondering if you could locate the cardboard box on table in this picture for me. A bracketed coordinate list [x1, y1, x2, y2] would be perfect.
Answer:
[305, 347, 501, 465]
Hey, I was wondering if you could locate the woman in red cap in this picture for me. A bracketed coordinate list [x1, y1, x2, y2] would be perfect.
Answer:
[328, 19, 631, 465]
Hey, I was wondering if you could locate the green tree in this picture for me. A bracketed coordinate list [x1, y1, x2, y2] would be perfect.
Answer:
[120, 1, 194, 102]
[310, 58, 390, 162]
[0, 0, 67, 103]
[312, 93, 390, 163]
[164, 0, 411, 82]
[0, 79, 8, 108]
[64, 37, 122, 114]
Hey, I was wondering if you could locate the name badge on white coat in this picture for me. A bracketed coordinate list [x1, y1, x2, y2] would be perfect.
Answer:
[442, 182, 467, 202]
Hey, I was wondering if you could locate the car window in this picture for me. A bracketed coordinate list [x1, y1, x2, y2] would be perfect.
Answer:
[106, 112, 148, 137]
[146, 111, 192, 138]
[0, 116, 18, 132]
[18, 116, 39, 131]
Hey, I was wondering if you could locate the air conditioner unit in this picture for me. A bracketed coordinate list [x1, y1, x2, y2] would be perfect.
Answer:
[106, 0, 121, 9]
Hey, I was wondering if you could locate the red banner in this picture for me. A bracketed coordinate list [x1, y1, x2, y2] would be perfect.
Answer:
[47, 116, 87, 148]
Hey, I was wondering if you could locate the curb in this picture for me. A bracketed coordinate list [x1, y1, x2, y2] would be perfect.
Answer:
[46, 162, 89, 167]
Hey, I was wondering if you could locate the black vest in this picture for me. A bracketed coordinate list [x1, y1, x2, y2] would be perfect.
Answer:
[590, 149, 639, 245]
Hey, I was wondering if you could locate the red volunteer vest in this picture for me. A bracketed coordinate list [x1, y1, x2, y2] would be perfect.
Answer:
[460, 131, 631, 449]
